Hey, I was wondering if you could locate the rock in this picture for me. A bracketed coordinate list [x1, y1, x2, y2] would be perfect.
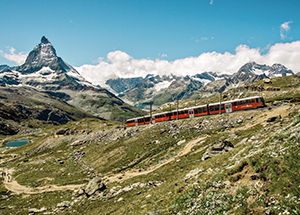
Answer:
[56, 128, 70, 135]
[56, 201, 70, 210]
[28, 207, 47, 214]
[202, 140, 234, 161]
[250, 174, 259, 180]
[263, 78, 272, 84]
[83, 177, 106, 197]
[266, 114, 281, 122]
[177, 139, 186, 146]
[69, 140, 85, 147]
[273, 101, 282, 106]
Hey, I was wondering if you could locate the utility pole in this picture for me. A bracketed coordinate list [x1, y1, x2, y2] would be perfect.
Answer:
[219, 92, 222, 115]
[150, 104, 152, 124]
[176, 98, 179, 120]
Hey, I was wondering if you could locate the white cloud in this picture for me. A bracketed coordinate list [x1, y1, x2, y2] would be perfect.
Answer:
[280, 21, 292, 39]
[210, 0, 214, 5]
[0, 47, 27, 65]
[76, 41, 300, 86]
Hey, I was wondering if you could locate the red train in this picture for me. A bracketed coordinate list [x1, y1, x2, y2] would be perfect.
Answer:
[126, 96, 265, 127]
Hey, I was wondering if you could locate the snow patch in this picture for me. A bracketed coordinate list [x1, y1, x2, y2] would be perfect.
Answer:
[252, 68, 265, 75]
[193, 77, 211, 86]
[154, 80, 173, 91]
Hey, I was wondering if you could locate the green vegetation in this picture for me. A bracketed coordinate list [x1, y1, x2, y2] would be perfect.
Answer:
[1, 75, 300, 214]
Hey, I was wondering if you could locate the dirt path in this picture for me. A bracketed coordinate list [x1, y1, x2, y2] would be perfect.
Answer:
[1, 136, 207, 194]
[106, 136, 207, 183]
[1, 167, 84, 194]
[4, 180, 84, 194]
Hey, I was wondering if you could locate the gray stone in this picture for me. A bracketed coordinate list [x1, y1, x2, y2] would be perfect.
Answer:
[83, 177, 106, 197]
[266, 114, 281, 122]
[202, 140, 234, 161]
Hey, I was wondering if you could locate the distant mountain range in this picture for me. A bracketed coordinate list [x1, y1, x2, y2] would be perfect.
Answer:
[0, 36, 145, 125]
[105, 62, 294, 108]
[0, 36, 296, 116]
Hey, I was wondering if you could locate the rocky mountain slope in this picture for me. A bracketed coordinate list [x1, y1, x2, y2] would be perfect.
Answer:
[0, 74, 300, 214]
[105, 62, 294, 108]
[0, 37, 145, 122]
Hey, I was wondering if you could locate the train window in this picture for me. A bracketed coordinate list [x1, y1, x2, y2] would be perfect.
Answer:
[210, 106, 214, 111]
[173, 112, 178, 115]
[166, 113, 172, 117]
[138, 118, 144, 123]
[127, 120, 134, 124]
[244, 100, 249, 104]
[199, 108, 203, 113]
[257, 98, 262, 103]
[184, 110, 188, 114]
[215, 105, 219, 111]
[233, 102, 237, 106]
[203, 107, 207, 112]
[250, 99, 255, 104]
[238, 101, 243, 105]
[221, 104, 225, 110]
[194, 109, 198, 114]
[145, 117, 150, 122]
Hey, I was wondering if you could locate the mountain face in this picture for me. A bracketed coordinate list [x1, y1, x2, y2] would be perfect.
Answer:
[105, 62, 294, 109]
[0, 36, 93, 91]
[0, 36, 145, 122]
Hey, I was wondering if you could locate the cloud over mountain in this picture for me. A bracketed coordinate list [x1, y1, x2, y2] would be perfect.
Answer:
[0, 47, 27, 65]
[76, 41, 300, 86]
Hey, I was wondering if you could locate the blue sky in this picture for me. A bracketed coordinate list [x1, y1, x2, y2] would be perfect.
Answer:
[1, 0, 300, 84]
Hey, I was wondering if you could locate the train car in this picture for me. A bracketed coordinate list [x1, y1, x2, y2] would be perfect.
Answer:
[126, 118, 137, 127]
[191, 104, 209, 117]
[227, 96, 265, 112]
[153, 112, 169, 123]
[208, 102, 226, 115]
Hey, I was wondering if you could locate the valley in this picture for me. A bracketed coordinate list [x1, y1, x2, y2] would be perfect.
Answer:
[1, 74, 300, 214]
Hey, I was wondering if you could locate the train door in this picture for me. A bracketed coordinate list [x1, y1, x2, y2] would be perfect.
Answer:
[225, 103, 232, 113]
[189, 109, 194, 118]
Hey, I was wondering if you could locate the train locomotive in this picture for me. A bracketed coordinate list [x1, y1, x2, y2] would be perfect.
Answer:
[126, 96, 265, 127]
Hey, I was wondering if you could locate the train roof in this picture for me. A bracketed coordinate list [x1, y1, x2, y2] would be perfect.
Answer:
[209, 96, 263, 106]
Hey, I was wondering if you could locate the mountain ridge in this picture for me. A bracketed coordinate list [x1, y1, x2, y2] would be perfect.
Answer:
[105, 62, 294, 108]
[0, 36, 145, 122]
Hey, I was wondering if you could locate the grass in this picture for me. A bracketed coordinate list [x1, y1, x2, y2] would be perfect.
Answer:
[1, 76, 300, 214]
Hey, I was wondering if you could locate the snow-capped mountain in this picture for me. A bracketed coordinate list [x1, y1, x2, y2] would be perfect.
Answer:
[236, 62, 294, 78]
[0, 36, 144, 121]
[105, 62, 294, 108]
[0, 36, 93, 90]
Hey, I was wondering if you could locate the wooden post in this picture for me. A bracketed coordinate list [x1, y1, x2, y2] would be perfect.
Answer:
[219, 92, 222, 115]
[150, 104, 152, 124]
[177, 99, 179, 120]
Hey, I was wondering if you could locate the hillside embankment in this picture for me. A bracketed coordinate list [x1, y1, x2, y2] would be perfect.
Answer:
[1, 101, 300, 214]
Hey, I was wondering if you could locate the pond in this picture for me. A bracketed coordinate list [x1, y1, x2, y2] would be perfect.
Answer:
[6, 139, 30, 147]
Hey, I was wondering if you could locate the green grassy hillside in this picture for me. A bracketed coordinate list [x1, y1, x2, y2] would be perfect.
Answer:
[0, 75, 300, 214]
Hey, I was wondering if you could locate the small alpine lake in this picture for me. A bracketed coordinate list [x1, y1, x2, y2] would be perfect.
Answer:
[6, 139, 30, 147]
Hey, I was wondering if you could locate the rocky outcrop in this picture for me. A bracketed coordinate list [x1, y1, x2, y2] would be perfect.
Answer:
[202, 140, 234, 161]
[266, 114, 281, 122]
[81, 177, 106, 197]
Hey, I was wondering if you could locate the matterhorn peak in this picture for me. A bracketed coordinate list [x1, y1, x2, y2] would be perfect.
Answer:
[41, 36, 51, 44]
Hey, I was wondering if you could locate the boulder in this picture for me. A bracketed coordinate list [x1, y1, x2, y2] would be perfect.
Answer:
[266, 114, 281, 122]
[202, 140, 234, 161]
[83, 177, 106, 197]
